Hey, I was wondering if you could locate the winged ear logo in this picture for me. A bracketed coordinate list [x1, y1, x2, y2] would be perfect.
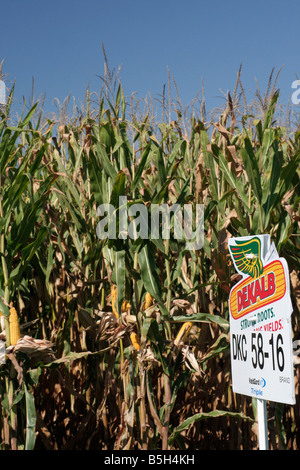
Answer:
[229, 237, 263, 278]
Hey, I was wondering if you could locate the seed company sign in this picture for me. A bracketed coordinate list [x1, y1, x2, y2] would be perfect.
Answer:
[230, 259, 286, 320]
[228, 235, 295, 405]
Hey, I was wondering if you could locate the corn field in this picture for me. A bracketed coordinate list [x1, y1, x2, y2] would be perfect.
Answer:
[0, 66, 299, 450]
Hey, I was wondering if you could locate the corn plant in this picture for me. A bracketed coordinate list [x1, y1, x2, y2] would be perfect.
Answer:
[0, 74, 299, 450]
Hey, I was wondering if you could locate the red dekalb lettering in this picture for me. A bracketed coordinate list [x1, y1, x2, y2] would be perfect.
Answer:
[237, 272, 276, 313]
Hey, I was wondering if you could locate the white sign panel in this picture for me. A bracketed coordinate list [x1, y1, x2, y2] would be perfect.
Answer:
[228, 235, 295, 405]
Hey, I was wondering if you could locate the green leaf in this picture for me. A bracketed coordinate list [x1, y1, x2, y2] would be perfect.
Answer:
[0, 289, 10, 316]
[204, 200, 218, 220]
[115, 249, 126, 315]
[21, 226, 48, 264]
[263, 89, 279, 131]
[168, 410, 253, 445]
[262, 141, 282, 227]
[240, 137, 262, 203]
[138, 245, 161, 300]
[275, 150, 300, 205]
[132, 143, 151, 191]
[200, 129, 219, 200]
[254, 119, 263, 145]
[10, 175, 55, 252]
[276, 211, 291, 249]
[110, 170, 126, 209]
[152, 145, 166, 189]
[211, 144, 250, 210]
[150, 176, 176, 205]
[0, 102, 38, 173]
[45, 242, 54, 290]
[24, 384, 37, 450]
[94, 140, 118, 181]
[199, 333, 230, 363]
[260, 128, 274, 169]
[171, 312, 229, 331]
[99, 120, 116, 152]
[147, 319, 170, 375]
[87, 149, 104, 205]
[12, 389, 25, 407]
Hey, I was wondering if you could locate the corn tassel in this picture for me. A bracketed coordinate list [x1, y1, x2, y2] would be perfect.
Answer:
[144, 292, 153, 309]
[9, 306, 20, 346]
[130, 332, 140, 351]
[174, 321, 193, 346]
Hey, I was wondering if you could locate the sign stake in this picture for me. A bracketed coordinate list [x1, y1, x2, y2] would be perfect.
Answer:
[257, 398, 269, 450]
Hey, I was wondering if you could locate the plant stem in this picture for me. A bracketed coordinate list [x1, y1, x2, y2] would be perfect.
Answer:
[138, 368, 147, 449]
[162, 373, 171, 450]
[164, 239, 172, 340]
[8, 376, 17, 450]
[0, 197, 10, 346]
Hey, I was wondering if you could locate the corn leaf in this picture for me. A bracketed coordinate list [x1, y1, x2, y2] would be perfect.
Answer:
[171, 313, 229, 331]
[168, 410, 253, 445]
[263, 89, 279, 131]
[132, 143, 151, 191]
[211, 144, 250, 210]
[115, 249, 126, 315]
[138, 244, 161, 300]
[240, 137, 262, 203]
[24, 384, 37, 450]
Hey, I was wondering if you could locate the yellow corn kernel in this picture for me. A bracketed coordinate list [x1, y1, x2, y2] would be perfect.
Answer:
[144, 292, 153, 309]
[111, 284, 119, 319]
[121, 300, 131, 312]
[130, 332, 140, 351]
[174, 321, 193, 346]
[9, 306, 20, 346]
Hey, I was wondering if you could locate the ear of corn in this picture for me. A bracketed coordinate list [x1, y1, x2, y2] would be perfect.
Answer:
[9, 306, 21, 346]
[121, 300, 131, 312]
[174, 322, 193, 346]
[111, 285, 119, 319]
[144, 292, 153, 309]
[0, 70, 298, 450]
[130, 332, 140, 351]
[111, 285, 131, 317]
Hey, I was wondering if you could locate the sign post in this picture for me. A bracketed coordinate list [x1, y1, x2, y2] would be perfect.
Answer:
[228, 234, 295, 449]
[257, 398, 268, 450]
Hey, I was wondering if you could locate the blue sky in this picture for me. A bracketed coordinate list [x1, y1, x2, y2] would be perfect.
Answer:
[1, 0, 300, 119]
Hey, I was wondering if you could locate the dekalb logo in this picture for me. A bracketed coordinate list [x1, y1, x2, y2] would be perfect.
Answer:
[229, 237, 263, 279]
[229, 235, 288, 319]
[237, 270, 275, 313]
[230, 260, 286, 319]
[229, 244, 286, 320]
